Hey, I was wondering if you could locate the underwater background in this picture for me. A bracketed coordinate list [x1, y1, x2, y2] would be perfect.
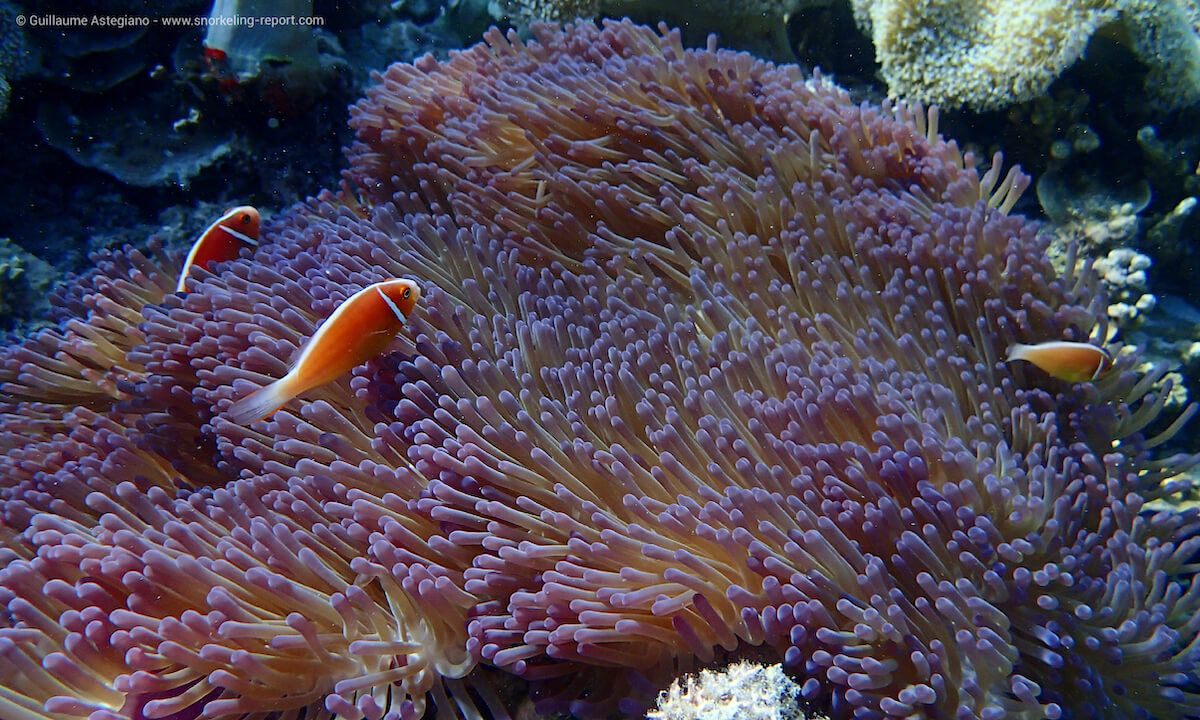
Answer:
[3, 0, 1200, 718]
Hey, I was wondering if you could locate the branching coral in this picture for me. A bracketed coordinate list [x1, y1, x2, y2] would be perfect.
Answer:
[2, 19, 1199, 720]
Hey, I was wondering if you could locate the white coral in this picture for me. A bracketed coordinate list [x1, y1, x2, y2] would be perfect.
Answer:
[647, 661, 816, 720]
[1094, 248, 1157, 327]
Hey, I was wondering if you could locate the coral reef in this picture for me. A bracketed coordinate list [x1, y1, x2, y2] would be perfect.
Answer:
[0, 0, 469, 334]
[1035, 169, 1151, 249]
[2, 19, 1200, 720]
[1128, 295, 1200, 407]
[648, 661, 810, 720]
[501, 0, 1200, 111]
[0, 0, 35, 115]
[31, 0, 347, 189]
[1094, 247, 1156, 328]
[35, 97, 236, 188]
[853, 0, 1200, 110]
[1031, 133, 1200, 429]
[849, 0, 1114, 109]
[497, 0, 795, 60]
[0, 237, 54, 331]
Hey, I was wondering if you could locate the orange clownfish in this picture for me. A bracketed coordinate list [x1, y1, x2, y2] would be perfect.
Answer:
[226, 278, 421, 424]
[175, 206, 260, 293]
[1006, 341, 1112, 382]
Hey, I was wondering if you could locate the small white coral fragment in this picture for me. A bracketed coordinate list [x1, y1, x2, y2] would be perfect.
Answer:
[647, 661, 816, 720]
[1094, 247, 1157, 328]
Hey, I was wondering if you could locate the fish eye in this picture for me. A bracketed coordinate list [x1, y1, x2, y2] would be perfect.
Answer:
[402, 288, 411, 299]
[241, 214, 251, 224]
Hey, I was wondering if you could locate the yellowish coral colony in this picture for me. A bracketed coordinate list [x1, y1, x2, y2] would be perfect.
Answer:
[504, 0, 1200, 109]
[1, 19, 1199, 720]
[852, 0, 1200, 109]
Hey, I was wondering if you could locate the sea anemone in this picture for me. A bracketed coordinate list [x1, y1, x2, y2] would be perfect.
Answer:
[2, 18, 1198, 720]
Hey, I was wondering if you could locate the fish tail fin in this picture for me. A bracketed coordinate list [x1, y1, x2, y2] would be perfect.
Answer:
[226, 375, 300, 425]
[1005, 343, 1029, 362]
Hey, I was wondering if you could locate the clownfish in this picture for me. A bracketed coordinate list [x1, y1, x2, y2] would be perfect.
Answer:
[1006, 341, 1112, 382]
[226, 278, 421, 425]
[175, 206, 260, 293]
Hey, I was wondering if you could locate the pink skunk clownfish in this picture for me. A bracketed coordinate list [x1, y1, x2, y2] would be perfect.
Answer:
[1006, 341, 1112, 383]
[175, 206, 260, 293]
[226, 278, 421, 425]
